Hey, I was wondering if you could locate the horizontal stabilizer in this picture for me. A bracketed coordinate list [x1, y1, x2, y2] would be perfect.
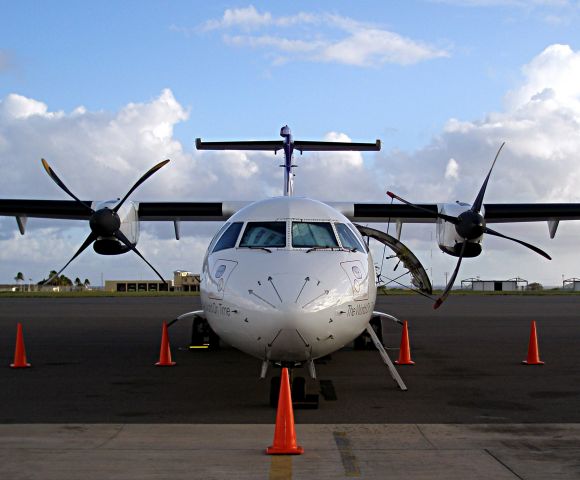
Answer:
[195, 138, 381, 152]
[196, 139, 283, 151]
[294, 140, 380, 152]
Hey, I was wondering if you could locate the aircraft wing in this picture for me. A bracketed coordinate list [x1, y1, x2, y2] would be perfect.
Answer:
[0, 200, 92, 220]
[338, 202, 580, 224]
[137, 201, 250, 221]
[3, 200, 580, 224]
[0, 200, 250, 223]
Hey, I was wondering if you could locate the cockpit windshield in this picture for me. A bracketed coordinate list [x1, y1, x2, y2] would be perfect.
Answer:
[292, 222, 338, 248]
[239, 222, 286, 248]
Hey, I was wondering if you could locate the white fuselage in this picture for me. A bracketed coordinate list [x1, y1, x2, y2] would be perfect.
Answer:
[200, 196, 377, 362]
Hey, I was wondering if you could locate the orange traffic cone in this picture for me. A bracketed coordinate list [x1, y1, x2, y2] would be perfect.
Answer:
[522, 320, 544, 365]
[10, 323, 31, 368]
[395, 320, 415, 365]
[266, 368, 304, 455]
[155, 321, 176, 366]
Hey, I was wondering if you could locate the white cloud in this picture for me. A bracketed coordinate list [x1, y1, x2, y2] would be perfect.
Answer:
[319, 28, 447, 67]
[4, 43, 580, 284]
[0, 94, 56, 119]
[196, 7, 449, 67]
[505, 44, 580, 111]
[201, 6, 319, 31]
[369, 43, 580, 284]
[202, 5, 273, 31]
[445, 158, 459, 179]
[0, 88, 383, 281]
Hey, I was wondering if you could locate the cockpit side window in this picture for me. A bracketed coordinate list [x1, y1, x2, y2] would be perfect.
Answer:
[240, 222, 286, 248]
[212, 222, 243, 252]
[292, 222, 338, 248]
[335, 223, 366, 252]
[208, 223, 230, 253]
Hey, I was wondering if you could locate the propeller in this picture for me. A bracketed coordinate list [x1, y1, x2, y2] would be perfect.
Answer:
[387, 142, 551, 309]
[41, 159, 170, 285]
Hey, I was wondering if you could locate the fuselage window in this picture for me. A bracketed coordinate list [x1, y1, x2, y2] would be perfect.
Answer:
[240, 222, 286, 248]
[336, 223, 365, 252]
[292, 222, 339, 248]
[212, 222, 243, 252]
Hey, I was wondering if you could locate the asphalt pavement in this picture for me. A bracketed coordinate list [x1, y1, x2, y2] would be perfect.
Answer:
[1, 294, 579, 424]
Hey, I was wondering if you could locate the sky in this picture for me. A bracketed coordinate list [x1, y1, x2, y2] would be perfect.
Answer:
[2, 0, 580, 288]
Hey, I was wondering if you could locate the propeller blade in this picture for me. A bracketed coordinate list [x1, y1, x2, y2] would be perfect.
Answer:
[484, 227, 552, 260]
[471, 142, 505, 213]
[114, 159, 170, 212]
[434, 241, 467, 310]
[113, 230, 167, 284]
[41, 159, 93, 212]
[386, 191, 458, 224]
[43, 232, 97, 286]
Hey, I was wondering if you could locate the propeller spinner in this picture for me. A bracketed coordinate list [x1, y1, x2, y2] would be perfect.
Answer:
[41, 158, 170, 285]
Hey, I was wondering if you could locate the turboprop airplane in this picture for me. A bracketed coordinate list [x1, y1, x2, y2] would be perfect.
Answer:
[2, 125, 580, 400]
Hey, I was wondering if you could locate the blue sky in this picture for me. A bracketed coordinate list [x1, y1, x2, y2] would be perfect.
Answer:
[2, 1, 580, 287]
[4, 0, 578, 147]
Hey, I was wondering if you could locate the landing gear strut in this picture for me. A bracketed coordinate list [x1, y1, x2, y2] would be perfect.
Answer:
[190, 315, 220, 350]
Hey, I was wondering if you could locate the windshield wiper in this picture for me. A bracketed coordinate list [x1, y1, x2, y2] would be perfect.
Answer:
[306, 246, 353, 253]
[239, 246, 272, 253]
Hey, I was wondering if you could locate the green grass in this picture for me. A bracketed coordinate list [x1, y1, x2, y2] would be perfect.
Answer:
[378, 287, 580, 296]
[0, 290, 200, 298]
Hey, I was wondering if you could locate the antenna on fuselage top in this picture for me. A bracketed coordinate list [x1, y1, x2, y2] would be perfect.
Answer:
[195, 126, 381, 196]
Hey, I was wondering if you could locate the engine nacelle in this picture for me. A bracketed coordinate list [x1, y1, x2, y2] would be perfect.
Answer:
[90, 200, 140, 255]
[436, 203, 483, 258]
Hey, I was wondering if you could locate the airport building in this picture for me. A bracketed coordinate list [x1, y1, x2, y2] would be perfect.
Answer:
[173, 270, 201, 292]
[104, 279, 171, 292]
[104, 270, 200, 293]
[563, 278, 580, 291]
[461, 277, 528, 292]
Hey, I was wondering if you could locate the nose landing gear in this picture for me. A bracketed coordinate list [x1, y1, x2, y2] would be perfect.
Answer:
[269, 368, 320, 409]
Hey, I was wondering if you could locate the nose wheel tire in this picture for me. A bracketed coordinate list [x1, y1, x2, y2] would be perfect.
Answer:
[269, 376, 281, 408]
[292, 376, 306, 401]
[269, 374, 319, 409]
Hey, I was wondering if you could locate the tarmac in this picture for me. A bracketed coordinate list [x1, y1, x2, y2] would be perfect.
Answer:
[1, 294, 580, 478]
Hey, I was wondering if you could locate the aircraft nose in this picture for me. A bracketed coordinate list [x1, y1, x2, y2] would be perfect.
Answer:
[248, 273, 339, 318]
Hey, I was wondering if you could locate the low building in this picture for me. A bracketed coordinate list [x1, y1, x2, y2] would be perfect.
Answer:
[104, 270, 200, 293]
[173, 270, 200, 292]
[563, 278, 580, 291]
[104, 279, 172, 292]
[461, 277, 528, 292]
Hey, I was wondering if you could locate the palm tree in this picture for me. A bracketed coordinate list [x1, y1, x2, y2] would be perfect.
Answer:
[14, 272, 24, 291]
[47, 270, 58, 286]
[74, 277, 82, 290]
[84, 278, 91, 289]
